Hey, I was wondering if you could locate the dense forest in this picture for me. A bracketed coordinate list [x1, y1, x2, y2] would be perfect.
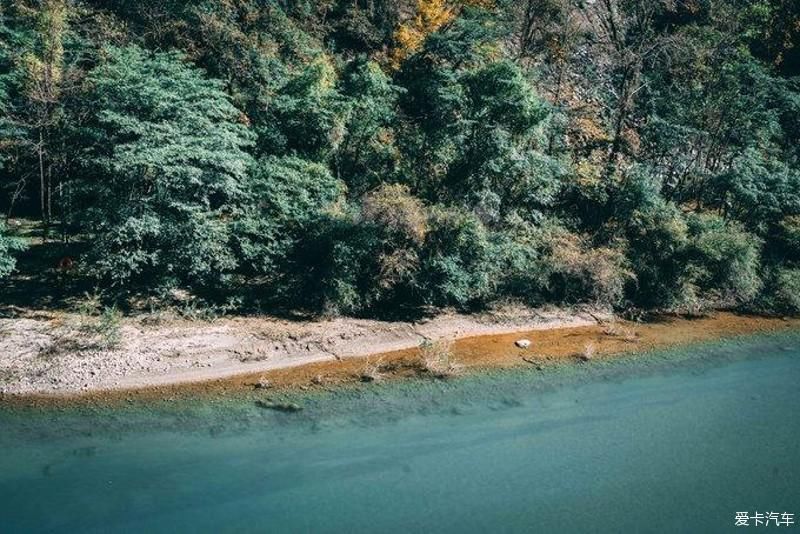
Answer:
[1, 0, 799, 317]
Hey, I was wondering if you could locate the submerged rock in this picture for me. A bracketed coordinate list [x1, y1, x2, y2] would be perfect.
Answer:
[255, 400, 303, 413]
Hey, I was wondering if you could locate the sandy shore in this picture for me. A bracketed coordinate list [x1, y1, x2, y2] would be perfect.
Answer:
[0, 305, 607, 397]
[2, 306, 799, 405]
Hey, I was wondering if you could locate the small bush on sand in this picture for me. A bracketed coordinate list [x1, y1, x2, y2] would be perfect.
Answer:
[178, 297, 242, 322]
[578, 342, 597, 361]
[79, 306, 122, 350]
[75, 291, 104, 317]
[602, 322, 639, 343]
[311, 374, 326, 386]
[38, 307, 122, 358]
[360, 356, 385, 382]
[418, 340, 462, 379]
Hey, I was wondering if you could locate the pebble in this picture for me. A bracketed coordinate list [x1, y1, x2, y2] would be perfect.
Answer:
[515, 339, 531, 349]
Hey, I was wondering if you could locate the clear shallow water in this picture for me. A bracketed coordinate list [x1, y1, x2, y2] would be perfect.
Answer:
[1, 333, 799, 533]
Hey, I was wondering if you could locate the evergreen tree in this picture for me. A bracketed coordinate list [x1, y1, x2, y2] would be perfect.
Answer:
[72, 45, 254, 289]
[336, 56, 401, 195]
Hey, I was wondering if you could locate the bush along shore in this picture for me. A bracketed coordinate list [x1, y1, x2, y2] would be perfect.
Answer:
[0, 1, 799, 322]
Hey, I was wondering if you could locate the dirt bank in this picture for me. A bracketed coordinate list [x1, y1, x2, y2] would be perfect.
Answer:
[2, 307, 799, 407]
[0, 305, 606, 398]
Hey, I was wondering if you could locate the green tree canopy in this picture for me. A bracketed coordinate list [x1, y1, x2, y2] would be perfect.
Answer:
[71, 45, 254, 289]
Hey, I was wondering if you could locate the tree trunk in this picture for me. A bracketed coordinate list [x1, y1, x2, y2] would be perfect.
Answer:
[38, 129, 48, 240]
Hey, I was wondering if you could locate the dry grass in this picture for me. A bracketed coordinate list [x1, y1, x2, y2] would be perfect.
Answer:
[359, 356, 386, 382]
[418, 340, 462, 379]
[578, 341, 597, 361]
[548, 229, 632, 307]
[602, 322, 639, 343]
[0, 367, 21, 387]
[0, 322, 10, 340]
[361, 184, 428, 244]
[37, 307, 122, 358]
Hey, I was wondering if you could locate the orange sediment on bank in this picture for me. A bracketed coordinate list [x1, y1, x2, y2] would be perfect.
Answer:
[5, 312, 799, 409]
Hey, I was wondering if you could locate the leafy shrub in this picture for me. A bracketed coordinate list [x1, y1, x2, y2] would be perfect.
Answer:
[608, 169, 764, 312]
[297, 200, 504, 314]
[773, 268, 800, 313]
[709, 150, 800, 231]
[417, 206, 497, 308]
[686, 213, 763, 306]
[258, 57, 343, 160]
[0, 223, 25, 278]
[492, 218, 631, 308]
[621, 202, 765, 312]
[337, 58, 401, 195]
[289, 186, 429, 315]
[623, 200, 692, 310]
[777, 215, 800, 261]
[484, 220, 549, 303]
[232, 155, 345, 277]
[444, 61, 558, 219]
[288, 213, 383, 315]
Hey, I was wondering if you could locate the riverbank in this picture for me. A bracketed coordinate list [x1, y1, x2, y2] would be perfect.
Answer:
[1, 305, 799, 406]
[0, 306, 606, 398]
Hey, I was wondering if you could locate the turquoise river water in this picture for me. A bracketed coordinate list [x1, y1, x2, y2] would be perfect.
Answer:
[1, 332, 799, 533]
